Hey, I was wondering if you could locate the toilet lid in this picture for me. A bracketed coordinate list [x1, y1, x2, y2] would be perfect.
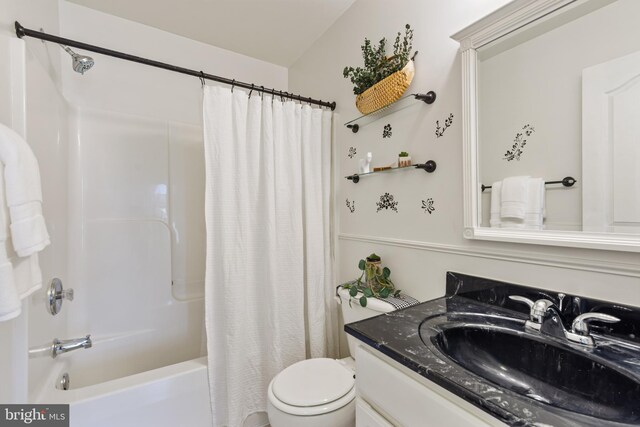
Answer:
[272, 358, 354, 407]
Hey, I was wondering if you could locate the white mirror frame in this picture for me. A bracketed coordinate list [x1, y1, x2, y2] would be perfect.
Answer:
[452, 0, 640, 253]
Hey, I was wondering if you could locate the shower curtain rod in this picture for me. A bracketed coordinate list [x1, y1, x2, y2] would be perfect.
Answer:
[14, 21, 337, 111]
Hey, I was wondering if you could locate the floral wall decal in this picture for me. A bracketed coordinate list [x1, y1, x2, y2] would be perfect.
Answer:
[504, 124, 535, 161]
[421, 198, 435, 214]
[376, 193, 398, 213]
[348, 146, 357, 158]
[435, 113, 454, 138]
[383, 124, 392, 139]
[346, 199, 355, 213]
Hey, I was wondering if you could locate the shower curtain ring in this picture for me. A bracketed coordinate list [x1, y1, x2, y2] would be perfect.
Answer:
[271, 88, 276, 104]
[199, 71, 205, 88]
[249, 83, 254, 98]
[260, 85, 264, 100]
[231, 79, 236, 93]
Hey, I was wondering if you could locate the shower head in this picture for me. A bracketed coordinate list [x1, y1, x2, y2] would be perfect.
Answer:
[59, 44, 94, 74]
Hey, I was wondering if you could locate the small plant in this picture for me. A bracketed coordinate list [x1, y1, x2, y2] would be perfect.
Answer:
[341, 254, 400, 307]
[398, 151, 411, 167]
[343, 24, 414, 95]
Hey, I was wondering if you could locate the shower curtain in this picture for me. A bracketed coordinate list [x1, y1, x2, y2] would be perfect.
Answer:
[202, 85, 336, 427]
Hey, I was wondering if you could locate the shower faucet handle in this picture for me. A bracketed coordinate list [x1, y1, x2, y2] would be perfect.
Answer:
[47, 278, 74, 316]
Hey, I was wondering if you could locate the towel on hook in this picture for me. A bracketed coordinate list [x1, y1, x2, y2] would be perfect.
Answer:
[501, 176, 529, 219]
[0, 123, 50, 257]
[489, 181, 502, 228]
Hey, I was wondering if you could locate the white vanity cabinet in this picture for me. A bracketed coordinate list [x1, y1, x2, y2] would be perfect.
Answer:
[355, 346, 507, 427]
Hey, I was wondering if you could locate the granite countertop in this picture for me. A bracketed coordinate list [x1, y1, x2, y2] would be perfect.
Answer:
[345, 273, 640, 427]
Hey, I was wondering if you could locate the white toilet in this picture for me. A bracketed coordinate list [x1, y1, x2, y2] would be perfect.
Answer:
[267, 288, 399, 427]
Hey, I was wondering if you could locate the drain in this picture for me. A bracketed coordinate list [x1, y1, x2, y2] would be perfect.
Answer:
[57, 372, 70, 391]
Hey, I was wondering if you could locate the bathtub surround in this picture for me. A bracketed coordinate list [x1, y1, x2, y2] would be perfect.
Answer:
[203, 85, 335, 426]
[1, 0, 286, 417]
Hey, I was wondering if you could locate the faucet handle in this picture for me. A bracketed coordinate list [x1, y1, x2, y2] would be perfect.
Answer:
[509, 295, 534, 309]
[572, 312, 620, 336]
[531, 299, 556, 323]
[47, 278, 74, 316]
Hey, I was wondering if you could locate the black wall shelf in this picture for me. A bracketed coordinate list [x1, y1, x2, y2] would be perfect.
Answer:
[346, 160, 436, 183]
[344, 92, 436, 133]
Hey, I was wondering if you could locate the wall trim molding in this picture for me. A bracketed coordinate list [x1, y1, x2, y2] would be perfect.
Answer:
[338, 233, 640, 278]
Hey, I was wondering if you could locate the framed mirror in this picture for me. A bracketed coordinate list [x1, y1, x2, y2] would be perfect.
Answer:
[452, 0, 640, 252]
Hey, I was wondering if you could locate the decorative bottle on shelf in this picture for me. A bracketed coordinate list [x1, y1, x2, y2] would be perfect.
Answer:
[359, 152, 372, 173]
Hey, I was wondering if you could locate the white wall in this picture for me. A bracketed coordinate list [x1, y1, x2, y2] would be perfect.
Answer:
[59, 1, 288, 124]
[289, 0, 640, 356]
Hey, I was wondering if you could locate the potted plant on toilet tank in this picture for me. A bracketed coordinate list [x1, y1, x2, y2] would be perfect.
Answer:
[342, 253, 400, 307]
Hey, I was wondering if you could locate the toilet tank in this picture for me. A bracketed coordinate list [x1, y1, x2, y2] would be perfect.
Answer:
[337, 288, 395, 358]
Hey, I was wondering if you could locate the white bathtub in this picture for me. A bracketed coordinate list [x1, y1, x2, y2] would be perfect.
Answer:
[35, 357, 213, 427]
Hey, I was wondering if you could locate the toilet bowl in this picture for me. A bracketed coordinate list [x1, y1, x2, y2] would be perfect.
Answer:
[267, 288, 416, 427]
[267, 358, 356, 427]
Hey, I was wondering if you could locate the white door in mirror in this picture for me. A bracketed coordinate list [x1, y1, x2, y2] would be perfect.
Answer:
[583, 49, 640, 233]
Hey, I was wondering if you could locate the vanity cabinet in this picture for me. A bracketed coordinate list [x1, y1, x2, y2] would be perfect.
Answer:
[355, 345, 506, 427]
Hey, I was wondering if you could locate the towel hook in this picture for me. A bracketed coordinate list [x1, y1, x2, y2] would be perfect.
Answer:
[199, 71, 206, 88]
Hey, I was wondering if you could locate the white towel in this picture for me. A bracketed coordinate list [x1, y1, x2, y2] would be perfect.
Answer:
[0, 261, 20, 321]
[501, 218, 526, 229]
[524, 178, 545, 229]
[501, 176, 529, 219]
[0, 122, 50, 257]
[0, 123, 49, 321]
[489, 181, 502, 228]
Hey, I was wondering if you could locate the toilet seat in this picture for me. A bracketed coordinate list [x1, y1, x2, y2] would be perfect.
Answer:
[268, 358, 355, 416]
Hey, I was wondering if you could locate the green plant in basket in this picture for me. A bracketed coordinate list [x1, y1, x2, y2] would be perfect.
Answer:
[343, 24, 414, 95]
[341, 253, 401, 307]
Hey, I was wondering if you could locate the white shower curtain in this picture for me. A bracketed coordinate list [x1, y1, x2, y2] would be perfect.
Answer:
[203, 85, 336, 427]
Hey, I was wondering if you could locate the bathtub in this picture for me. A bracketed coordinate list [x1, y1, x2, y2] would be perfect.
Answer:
[34, 357, 213, 427]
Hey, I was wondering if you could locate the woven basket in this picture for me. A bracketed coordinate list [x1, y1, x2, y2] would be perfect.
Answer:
[355, 60, 415, 115]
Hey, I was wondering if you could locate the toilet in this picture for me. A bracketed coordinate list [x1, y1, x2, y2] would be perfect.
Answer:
[267, 287, 414, 427]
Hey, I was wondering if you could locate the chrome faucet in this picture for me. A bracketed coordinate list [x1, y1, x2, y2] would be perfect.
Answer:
[540, 306, 620, 347]
[51, 335, 92, 358]
[510, 294, 620, 347]
[509, 296, 555, 331]
[569, 312, 621, 346]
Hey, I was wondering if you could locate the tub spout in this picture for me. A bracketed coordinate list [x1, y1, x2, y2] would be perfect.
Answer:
[52, 335, 92, 358]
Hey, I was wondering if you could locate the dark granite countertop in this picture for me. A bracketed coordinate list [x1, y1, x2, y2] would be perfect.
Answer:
[345, 272, 640, 427]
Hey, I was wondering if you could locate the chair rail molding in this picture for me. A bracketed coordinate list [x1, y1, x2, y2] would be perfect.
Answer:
[338, 233, 640, 278]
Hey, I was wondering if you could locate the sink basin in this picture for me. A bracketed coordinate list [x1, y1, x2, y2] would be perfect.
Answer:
[431, 325, 640, 424]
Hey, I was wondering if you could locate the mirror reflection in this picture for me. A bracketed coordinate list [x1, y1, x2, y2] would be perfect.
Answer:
[477, 0, 640, 233]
